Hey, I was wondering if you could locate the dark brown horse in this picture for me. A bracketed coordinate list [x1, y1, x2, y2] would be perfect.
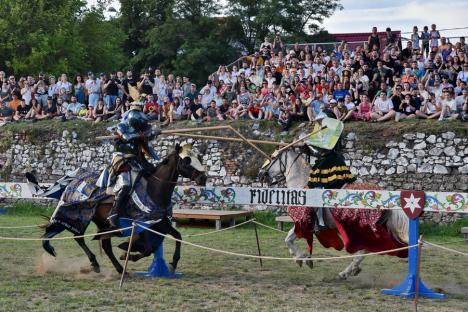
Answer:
[40, 144, 207, 274]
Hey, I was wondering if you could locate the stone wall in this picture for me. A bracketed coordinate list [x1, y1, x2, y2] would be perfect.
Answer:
[0, 129, 466, 223]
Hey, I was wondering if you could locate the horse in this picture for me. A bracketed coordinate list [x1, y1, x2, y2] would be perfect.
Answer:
[258, 148, 408, 279]
[36, 143, 207, 274]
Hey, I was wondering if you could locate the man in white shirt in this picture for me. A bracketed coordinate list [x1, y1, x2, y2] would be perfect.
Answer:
[199, 80, 217, 98]
[457, 64, 468, 83]
[454, 88, 467, 113]
[438, 88, 459, 121]
[371, 92, 396, 122]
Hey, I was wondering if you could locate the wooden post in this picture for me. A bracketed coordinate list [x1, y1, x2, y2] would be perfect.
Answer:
[253, 222, 263, 268]
[414, 235, 423, 312]
[119, 223, 136, 289]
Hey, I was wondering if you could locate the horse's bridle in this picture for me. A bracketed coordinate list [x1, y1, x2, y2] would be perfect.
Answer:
[262, 150, 304, 186]
[148, 155, 201, 185]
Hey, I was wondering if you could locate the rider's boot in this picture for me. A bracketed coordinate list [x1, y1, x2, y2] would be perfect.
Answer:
[314, 206, 327, 233]
[105, 185, 131, 236]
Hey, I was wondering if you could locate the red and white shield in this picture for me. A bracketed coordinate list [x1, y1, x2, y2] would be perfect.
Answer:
[400, 190, 425, 219]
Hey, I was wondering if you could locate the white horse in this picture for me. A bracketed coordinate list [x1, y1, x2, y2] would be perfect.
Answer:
[258, 149, 409, 279]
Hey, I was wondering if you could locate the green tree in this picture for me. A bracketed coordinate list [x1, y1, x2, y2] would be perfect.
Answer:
[0, 0, 125, 75]
[123, 0, 243, 84]
[226, 0, 342, 52]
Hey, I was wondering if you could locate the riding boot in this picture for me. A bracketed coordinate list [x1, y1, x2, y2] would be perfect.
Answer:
[314, 206, 327, 233]
[106, 185, 131, 235]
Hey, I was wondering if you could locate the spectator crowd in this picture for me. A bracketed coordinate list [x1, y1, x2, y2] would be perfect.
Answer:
[0, 24, 467, 131]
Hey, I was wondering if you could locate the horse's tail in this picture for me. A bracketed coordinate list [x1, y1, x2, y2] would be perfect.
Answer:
[386, 209, 409, 244]
[41, 221, 65, 257]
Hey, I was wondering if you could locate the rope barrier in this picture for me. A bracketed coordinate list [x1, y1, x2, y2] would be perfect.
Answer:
[0, 226, 132, 241]
[422, 238, 468, 246]
[0, 224, 47, 229]
[185, 219, 255, 237]
[252, 221, 288, 234]
[137, 223, 417, 262]
[423, 241, 468, 257]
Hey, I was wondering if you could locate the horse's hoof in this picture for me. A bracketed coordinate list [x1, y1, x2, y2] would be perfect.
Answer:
[93, 265, 101, 274]
[351, 267, 362, 276]
[338, 272, 348, 280]
[168, 263, 175, 273]
[119, 254, 126, 261]
[295, 259, 303, 267]
[305, 260, 313, 269]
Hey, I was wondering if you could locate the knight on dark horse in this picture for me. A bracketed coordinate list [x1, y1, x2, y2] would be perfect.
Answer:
[97, 105, 160, 232]
[26, 106, 207, 274]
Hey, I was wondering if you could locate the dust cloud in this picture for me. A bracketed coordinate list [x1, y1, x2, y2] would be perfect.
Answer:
[35, 252, 115, 281]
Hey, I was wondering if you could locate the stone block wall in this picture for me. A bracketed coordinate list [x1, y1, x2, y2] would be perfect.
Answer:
[0, 129, 466, 223]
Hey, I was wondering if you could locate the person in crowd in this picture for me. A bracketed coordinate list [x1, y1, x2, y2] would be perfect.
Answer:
[56, 74, 72, 101]
[438, 88, 459, 120]
[12, 98, 30, 121]
[371, 92, 396, 122]
[143, 94, 159, 121]
[74, 74, 86, 104]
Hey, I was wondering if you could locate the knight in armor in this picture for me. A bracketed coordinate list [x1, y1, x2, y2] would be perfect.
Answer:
[97, 104, 161, 231]
[306, 116, 356, 232]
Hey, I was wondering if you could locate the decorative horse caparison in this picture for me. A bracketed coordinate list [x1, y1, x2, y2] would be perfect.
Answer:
[34, 144, 207, 274]
[258, 149, 409, 279]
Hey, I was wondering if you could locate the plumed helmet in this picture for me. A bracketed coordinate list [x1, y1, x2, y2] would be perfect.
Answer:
[127, 110, 150, 131]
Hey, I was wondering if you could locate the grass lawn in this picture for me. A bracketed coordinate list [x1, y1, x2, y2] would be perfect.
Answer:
[0, 209, 467, 312]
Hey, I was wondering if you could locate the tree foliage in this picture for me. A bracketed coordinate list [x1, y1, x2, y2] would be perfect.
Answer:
[0, 0, 125, 75]
[226, 0, 342, 51]
[0, 0, 341, 84]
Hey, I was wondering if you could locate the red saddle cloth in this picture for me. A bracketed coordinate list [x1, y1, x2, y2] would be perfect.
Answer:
[288, 183, 408, 258]
[288, 206, 344, 254]
[331, 183, 408, 258]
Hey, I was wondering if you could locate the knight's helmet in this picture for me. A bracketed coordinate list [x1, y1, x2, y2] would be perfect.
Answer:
[127, 109, 150, 132]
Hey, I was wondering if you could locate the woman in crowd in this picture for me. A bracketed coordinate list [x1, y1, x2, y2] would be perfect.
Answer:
[74, 74, 86, 104]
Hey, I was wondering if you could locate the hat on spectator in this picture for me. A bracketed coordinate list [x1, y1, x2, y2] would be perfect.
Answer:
[184, 97, 190, 100]
[330, 99, 337, 104]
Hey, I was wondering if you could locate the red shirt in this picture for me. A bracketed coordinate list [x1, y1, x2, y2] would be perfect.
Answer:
[144, 101, 159, 114]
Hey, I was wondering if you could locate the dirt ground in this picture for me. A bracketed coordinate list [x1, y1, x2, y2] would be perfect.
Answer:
[0, 215, 467, 312]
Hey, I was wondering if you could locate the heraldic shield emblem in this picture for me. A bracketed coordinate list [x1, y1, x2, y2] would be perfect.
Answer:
[400, 190, 425, 219]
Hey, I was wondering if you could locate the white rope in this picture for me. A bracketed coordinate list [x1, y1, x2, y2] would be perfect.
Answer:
[423, 241, 468, 257]
[423, 238, 468, 245]
[137, 223, 417, 261]
[0, 226, 133, 241]
[185, 219, 255, 237]
[0, 224, 47, 229]
[252, 221, 288, 233]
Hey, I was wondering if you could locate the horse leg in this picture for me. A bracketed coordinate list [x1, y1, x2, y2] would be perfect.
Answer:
[165, 221, 182, 272]
[42, 223, 66, 257]
[285, 226, 312, 268]
[338, 250, 366, 280]
[101, 238, 123, 274]
[93, 218, 124, 274]
[74, 237, 100, 273]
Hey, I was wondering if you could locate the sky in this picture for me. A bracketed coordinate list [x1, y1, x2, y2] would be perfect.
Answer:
[88, 0, 468, 38]
[322, 0, 468, 38]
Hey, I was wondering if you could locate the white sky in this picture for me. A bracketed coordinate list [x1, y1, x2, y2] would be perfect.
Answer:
[88, 0, 468, 38]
